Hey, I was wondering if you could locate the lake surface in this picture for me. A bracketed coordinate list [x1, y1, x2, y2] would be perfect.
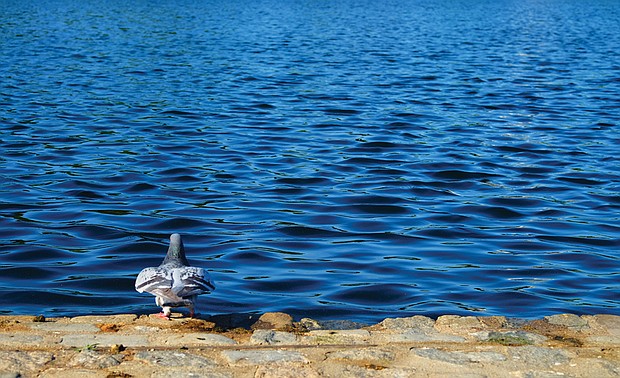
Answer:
[1, 0, 619, 323]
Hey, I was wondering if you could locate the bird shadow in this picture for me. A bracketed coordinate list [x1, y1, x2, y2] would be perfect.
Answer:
[202, 312, 261, 330]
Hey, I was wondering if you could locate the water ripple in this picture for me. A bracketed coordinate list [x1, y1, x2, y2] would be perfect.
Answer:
[0, 0, 619, 322]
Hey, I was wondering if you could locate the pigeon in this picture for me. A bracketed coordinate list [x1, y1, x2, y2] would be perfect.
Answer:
[135, 233, 215, 318]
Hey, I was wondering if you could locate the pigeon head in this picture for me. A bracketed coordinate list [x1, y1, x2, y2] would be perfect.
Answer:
[163, 233, 190, 266]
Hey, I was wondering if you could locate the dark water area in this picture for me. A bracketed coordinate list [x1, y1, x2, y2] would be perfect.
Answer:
[1, 0, 619, 323]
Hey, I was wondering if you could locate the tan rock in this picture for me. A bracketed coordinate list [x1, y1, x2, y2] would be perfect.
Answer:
[584, 314, 620, 336]
[377, 315, 435, 331]
[478, 316, 508, 329]
[70, 314, 138, 324]
[435, 315, 485, 336]
[544, 313, 589, 330]
[302, 329, 370, 345]
[251, 312, 294, 331]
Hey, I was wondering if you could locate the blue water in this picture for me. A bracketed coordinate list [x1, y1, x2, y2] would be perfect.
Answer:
[1, 0, 619, 323]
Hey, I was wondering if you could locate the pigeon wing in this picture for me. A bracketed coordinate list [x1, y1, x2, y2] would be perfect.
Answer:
[135, 267, 173, 295]
[171, 267, 215, 297]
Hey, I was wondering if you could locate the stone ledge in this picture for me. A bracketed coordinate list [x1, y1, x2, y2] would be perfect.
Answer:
[0, 313, 618, 377]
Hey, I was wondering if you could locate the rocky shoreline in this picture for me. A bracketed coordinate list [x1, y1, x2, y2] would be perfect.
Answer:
[0, 312, 618, 377]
